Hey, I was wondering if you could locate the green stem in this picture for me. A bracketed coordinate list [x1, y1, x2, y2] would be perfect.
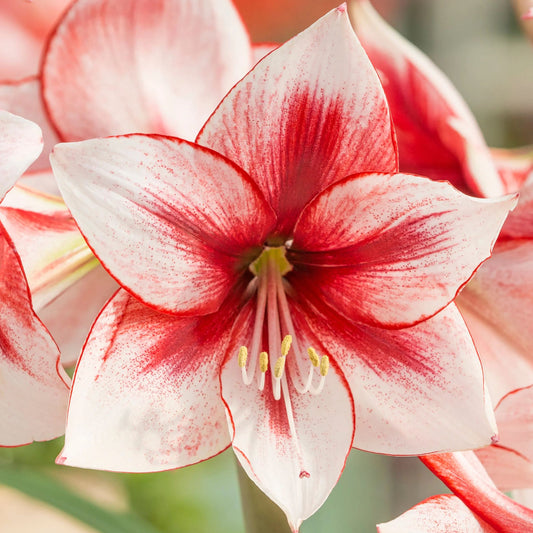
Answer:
[236, 461, 292, 533]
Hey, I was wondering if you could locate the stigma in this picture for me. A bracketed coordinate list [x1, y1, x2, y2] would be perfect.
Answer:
[236, 246, 331, 401]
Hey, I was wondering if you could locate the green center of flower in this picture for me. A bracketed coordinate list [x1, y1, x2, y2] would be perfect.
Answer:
[237, 246, 329, 400]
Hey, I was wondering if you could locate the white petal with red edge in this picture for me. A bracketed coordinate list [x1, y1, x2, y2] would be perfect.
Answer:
[377, 494, 496, 533]
[349, 0, 503, 198]
[0, 225, 69, 445]
[221, 299, 354, 531]
[198, 6, 397, 234]
[291, 173, 516, 328]
[0, 79, 60, 174]
[0, 110, 42, 200]
[60, 289, 233, 471]
[42, 0, 252, 142]
[0, 186, 98, 311]
[51, 135, 275, 316]
[296, 296, 496, 454]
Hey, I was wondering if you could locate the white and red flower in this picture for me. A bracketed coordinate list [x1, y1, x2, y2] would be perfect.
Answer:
[349, 0, 533, 403]
[0, 111, 69, 445]
[50, 6, 516, 530]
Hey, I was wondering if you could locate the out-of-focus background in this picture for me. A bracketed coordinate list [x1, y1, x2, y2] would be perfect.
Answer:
[1, 0, 532, 531]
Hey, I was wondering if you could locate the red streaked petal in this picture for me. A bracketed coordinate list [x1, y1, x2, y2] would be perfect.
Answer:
[0, 186, 98, 311]
[51, 135, 276, 316]
[221, 298, 354, 531]
[0, 224, 69, 445]
[0, 110, 42, 200]
[349, 0, 503, 198]
[377, 494, 496, 533]
[197, 6, 397, 235]
[297, 295, 496, 454]
[421, 451, 533, 532]
[42, 0, 252, 141]
[0, 79, 59, 173]
[60, 289, 235, 471]
[290, 173, 516, 328]
[491, 146, 533, 195]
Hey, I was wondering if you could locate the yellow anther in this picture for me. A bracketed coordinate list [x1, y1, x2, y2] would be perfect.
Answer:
[260, 351, 269, 373]
[307, 347, 320, 367]
[320, 355, 329, 377]
[281, 335, 292, 356]
[274, 356, 286, 379]
[238, 346, 248, 368]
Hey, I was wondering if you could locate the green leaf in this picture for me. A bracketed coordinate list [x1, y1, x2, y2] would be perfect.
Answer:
[0, 464, 161, 533]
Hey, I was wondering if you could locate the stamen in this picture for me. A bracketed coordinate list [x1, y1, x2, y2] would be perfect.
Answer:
[307, 347, 319, 367]
[258, 351, 268, 391]
[320, 355, 329, 377]
[259, 351, 269, 373]
[238, 346, 248, 368]
[281, 335, 292, 356]
[274, 356, 286, 379]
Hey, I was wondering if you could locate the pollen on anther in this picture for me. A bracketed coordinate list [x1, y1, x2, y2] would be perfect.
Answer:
[281, 335, 292, 357]
[320, 355, 329, 377]
[308, 347, 319, 367]
[238, 346, 248, 368]
[274, 356, 286, 379]
[259, 351, 269, 373]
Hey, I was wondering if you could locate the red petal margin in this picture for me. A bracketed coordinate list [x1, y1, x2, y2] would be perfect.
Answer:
[0, 223, 69, 446]
[421, 451, 533, 532]
[197, 5, 397, 236]
[42, 0, 253, 142]
[60, 288, 243, 471]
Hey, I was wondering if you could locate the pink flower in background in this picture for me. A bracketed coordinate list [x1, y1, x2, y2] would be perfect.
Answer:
[0, 111, 69, 445]
[50, 7, 516, 530]
[349, 0, 533, 403]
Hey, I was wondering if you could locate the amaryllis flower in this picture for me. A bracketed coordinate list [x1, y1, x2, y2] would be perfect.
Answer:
[349, 0, 533, 402]
[50, 6, 515, 530]
[0, 111, 69, 445]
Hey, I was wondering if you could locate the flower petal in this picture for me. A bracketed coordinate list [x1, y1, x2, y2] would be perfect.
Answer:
[197, 5, 397, 235]
[476, 386, 533, 491]
[42, 0, 252, 141]
[377, 495, 496, 533]
[491, 146, 533, 195]
[221, 298, 354, 531]
[0, 110, 42, 200]
[51, 135, 276, 315]
[349, 0, 503, 198]
[290, 173, 516, 328]
[500, 174, 533, 239]
[0, 185, 98, 311]
[60, 289, 234, 471]
[296, 294, 496, 454]
[0, 79, 59, 173]
[457, 296, 533, 403]
[39, 265, 118, 367]
[422, 451, 533, 531]
[458, 239, 533, 398]
[0, 224, 69, 445]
